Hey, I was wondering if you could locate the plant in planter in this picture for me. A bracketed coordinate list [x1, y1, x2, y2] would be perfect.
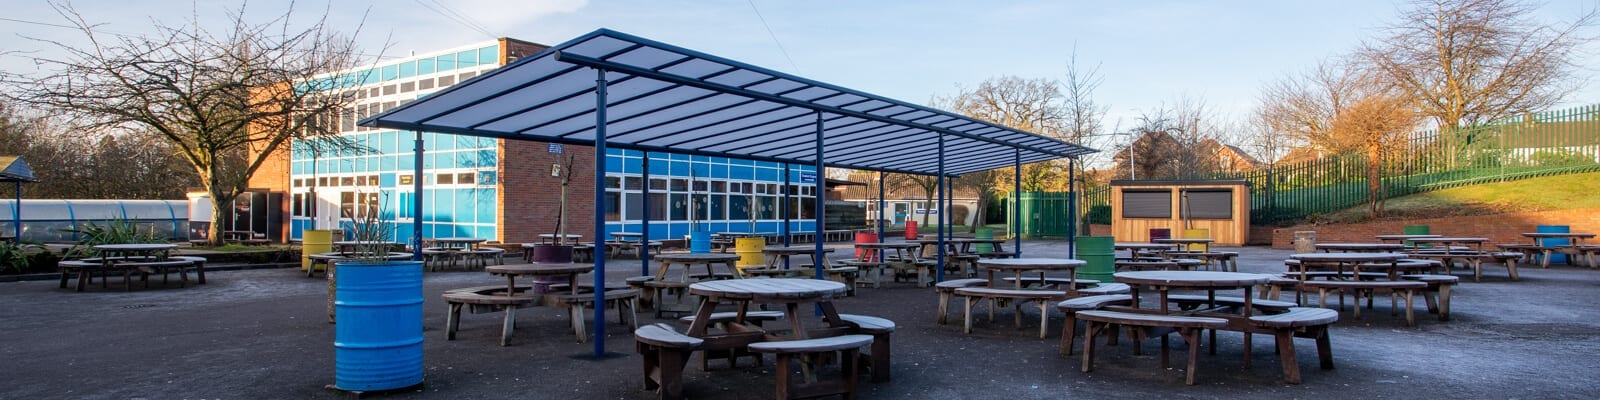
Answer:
[328, 193, 425, 392]
[530, 151, 580, 263]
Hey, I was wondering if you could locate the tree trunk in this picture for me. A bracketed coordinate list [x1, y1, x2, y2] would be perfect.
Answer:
[208, 189, 237, 247]
[969, 194, 988, 233]
[1366, 144, 1382, 219]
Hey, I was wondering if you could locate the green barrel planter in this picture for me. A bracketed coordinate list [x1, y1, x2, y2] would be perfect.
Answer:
[1075, 236, 1114, 283]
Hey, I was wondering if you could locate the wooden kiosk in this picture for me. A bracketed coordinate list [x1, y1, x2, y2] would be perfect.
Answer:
[1109, 180, 1251, 246]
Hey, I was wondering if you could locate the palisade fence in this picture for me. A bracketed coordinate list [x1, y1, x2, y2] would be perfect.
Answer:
[1083, 104, 1600, 226]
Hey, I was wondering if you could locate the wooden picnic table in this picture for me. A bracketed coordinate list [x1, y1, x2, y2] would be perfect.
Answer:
[977, 258, 1085, 289]
[761, 245, 834, 269]
[332, 240, 401, 254]
[486, 263, 594, 298]
[944, 238, 1009, 255]
[1517, 232, 1598, 268]
[537, 234, 583, 245]
[1405, 237, 1489, 253]
[685, 279, 849, 340]
[1374, 234, 1442, 243]
[653, 253, 741, 282]
[1287, 252, 1409, 280]
[1116, 242, 1178, 252]
[609, 231, 643, 241]
[434, 237, 486, 250]
[1314, 243, 1407, 253]
[1115, 270, 1273, 313]
[1153, 238, 1214, 252]
[94, 243, 177, 260]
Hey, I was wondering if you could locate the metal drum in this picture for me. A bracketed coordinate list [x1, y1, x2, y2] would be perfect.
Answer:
[1075, 236, 1114, 283]
[735, 237, 765, 268]
[334, 261, 424, 392]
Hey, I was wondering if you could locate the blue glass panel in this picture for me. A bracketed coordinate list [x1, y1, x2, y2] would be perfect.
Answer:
[607, 148, 625, 156]
[439, 153, 457, 169]
[358, 69, 376, 85]
[476, 226, 494, 240]
[398, 62, 415, 78]
[710, 164, 727, 179]
[478, 150, 497, 167]
[730, 158, 754, 166]
[436, 54, 455, 71]
[476, 189, 495, 223]
[396, 155, 413, 170]
[454, 190, 472, 223]
[417, 59, 435, 74]
[381, 65, 397, 81]
[435, 134, 455, 151]
[423, 154, 435, 169]
[755, 168, 777, 181]
[669, 161, 688, 176]
[691, 155, 710, 162]
[393, 224, 413, 245]
[730, 166, 753, 180]
[622, 157, 640, 174]
[376, 154, 392, 171]
[458, 51, 478, 67]
[480, 46, 498, 64]
[456, 224, 472, 237]
[606, 159, 624, 173]
[669, 153, 689, 161]
[291, 162, 303, 175]
[455, 134, 475, 149]
[648, 160, 669, 176]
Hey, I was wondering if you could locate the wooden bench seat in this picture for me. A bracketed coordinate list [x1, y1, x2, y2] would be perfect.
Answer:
[953, 287, 1069, 338]
[1076, 283, 1131, 296]
[547, 289, 641, 343]
[1000, 276, 1101, 290]
[1056, 295, 1134, 355]
[748, 335, 874, 400]
[1165, 294, 1297, 313]
[1076, 310, 1229, 385]
[1282, 271, 1392, 281]
[1401, 274, 1459, 321]
[634, 323, 703, 400]
[442, 289, 539, 346]
[836, 314, 896, 383]
[1249, 307, 1338, 384]
[934, 278, 990, 324]
[678, 310, 786, 370]
[1299, 280, 1427, 326]
[1115, 260, 1197, 271]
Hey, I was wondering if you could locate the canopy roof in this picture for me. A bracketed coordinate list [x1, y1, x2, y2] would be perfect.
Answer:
[1, 156, 36, 182]
[361, 29, 1095, 176]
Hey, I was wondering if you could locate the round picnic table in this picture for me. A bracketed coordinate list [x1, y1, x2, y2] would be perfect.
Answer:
[537, 234, 583, 245]
[93, 243, 177, 260]
[486, 263, 595, 297]
[1152, 238, 1214, 252]
[609, 231, 643, 241]
[652, 253, 741, 282]
[1114, 271, 1273, 313]
[977, 258, 1086, 289]
[1116, 242, 1178, 251]
[685, 278, 848, 339]
[332, 241, 401, 254]
[1287, 252, 1409, 280]
[761, 246, 834, 269]
[1405, 237, 1489, 253]
[943, 238, 1009, 255]
[434, 237, 487, 250]
[1314, 243, 1407, 253]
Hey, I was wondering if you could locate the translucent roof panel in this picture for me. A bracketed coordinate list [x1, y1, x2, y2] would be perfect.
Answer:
[362, 29, 1097, 176]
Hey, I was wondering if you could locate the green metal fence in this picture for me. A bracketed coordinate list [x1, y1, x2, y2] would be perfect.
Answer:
[1017, 192, 1075, 238]
[1085, 104, 1600, 226]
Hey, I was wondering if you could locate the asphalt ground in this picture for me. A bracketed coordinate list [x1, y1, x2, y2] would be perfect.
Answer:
[2, 241, 1598, 399]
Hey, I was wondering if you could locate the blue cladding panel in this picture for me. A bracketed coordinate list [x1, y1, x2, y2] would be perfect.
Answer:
[380, 173, 396, 187]
[476, 226, 494, 240]
[711, 164, 727, 179]
[454, 190, 472, 223]
[648, 160, 669, 175]
[397, 155, 414, 170]
[668, 161, 688, 176]
[607, 160, 624, 173]
[380, 156, 395, 171]
[755, 168, 777, 181]
[730, 166, 752, 180]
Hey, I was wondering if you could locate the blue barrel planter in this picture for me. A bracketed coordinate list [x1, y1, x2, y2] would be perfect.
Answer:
[1537, 225, 1570, 264]
[334, 261, 425, 392]
[689, 231, 711, 254]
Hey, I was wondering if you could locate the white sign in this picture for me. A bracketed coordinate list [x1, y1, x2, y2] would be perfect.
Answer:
[914, 208, 940, 215]
[800, 172, 817, 183]
[547, 143, 563, 154]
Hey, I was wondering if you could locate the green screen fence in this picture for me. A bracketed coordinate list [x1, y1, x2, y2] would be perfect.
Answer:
[1084, 104, 1600, 226]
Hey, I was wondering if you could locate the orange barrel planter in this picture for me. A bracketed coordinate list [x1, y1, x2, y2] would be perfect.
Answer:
[855, 231, 879, 261]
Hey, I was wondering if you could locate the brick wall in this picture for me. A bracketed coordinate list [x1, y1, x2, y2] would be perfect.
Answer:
[499, 140, 598, 244]
[1269, 208, 1600, 249]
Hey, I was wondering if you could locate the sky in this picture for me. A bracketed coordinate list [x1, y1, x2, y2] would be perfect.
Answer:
[5, 0, 1600, 153]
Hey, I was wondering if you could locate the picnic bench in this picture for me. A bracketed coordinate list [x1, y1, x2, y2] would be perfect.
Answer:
[748, 334, 874, 400]
[442, 285, 538, 346]
[1077, 310, 1228, 385]
[634, 323, 703, 400]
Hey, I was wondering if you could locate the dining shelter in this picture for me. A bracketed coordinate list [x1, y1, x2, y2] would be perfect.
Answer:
[361, 28, 1097, 354]
[1, 156, 38, 242]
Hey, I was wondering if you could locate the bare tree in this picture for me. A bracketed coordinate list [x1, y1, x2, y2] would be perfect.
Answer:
[1336, 89, 1419, 217]
[2, 3, 376, 244]
[1361, 0, 1596, 130]
[1, 103, 196, 199]
[1113, 97, 1224, 179]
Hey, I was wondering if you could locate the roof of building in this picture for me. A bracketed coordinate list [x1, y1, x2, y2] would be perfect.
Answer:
[0, 156, 37, 182]
[360, 29, 1096, 176]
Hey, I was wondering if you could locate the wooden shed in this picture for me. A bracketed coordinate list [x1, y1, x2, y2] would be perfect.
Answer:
[1110, 180, 1251, 246]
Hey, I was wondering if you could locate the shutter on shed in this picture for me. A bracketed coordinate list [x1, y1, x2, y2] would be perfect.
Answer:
[1183, 190, 1232, 219]
[1122, 190, 1172, 218]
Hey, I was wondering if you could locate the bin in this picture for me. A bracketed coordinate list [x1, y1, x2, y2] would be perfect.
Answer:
[1183, 229, 1210, 252]
[1537, 225, 1571, 264]
[1403, 225, 1430, 248]
[1149, 228, 1171, 241]
[1075, 236, 1114, 283]
[855, 231, 880, 261]
[303, 229, 334, 272]
[975, 227, 995, 253]
[904, 220, 918, 240]
[1293, 231, 1317, 254]
[688, 231, 711, 254]
[735, 237, 765, 269]
[333, 261, 425, 392]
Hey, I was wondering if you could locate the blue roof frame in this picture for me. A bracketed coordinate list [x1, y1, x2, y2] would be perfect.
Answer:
[361, 29, 1096, 176]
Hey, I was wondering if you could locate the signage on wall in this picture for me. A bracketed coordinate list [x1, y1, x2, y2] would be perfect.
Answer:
[800, 172, 816, 183]
[914, 208, 939, 215]
[552, 164, 561, 177]
[547, 143, 563, 154]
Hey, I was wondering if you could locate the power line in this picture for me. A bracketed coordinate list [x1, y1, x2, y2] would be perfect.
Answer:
[745, 0, 801, 74]
[411, 0, 495, 39]
[429, 0, 497, 37]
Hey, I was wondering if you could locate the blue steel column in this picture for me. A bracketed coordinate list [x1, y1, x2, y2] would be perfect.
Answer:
[935, 134, 945, 283]
[1069, 158, 1077, 258]
[412, 132, 424, 261]
[1014, 149, 1022, 258]
[876, 171, 885, 243]
[13, 181, 20, 241]
[782, 164, 791, 269]
[641, 152, 651, 276]
[813, 112, 825, 280]
[590, 69, 609, 355]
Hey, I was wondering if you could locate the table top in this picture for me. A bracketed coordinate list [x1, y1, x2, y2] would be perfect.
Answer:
[854, 242, 919, 249]
[1290, 252, 1409, 262]
[945, 238, 1006, 243]
[610, 232, 643, 237]
[1314, 243, 1408, 251]
[486, 263, 594, 275]
[93, 243, 178, 252]
[717, 232, 774, 237]
[763, 246, 836, 254]
[333, 240, 399, 246]
[977, 258, 1086, 271]
[435, 237, 486, 242]
[310, 252, 414, 261]
[654, 253, 742, 262]
[539, 234, 583, 238]
[1374, 234, 1443, 240]
[1152, 238, 1215, 244]
[689, 278, 847, 300]
[1115, 242, 1179, 249]
[1406, 237, 1489, 243]
[1115, 271, 1273, 287]
[1521, 232, 1596, 239]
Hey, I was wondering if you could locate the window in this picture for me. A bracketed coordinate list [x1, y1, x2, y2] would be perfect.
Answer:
[340, 192, 356, 218]
[437, 75, 455, 86]
[369, 175, 379, 186]
[1122, 190, 1172, 219]
[729, 195, 750, 220]
[605, 177, 622, 189]
[457, 172, 475, 185]
[398, 175, 413, 185]
[605, 192, 621, 221]
[669, 193, 688, 221]
[382, 85, 397, 95]
[341, 177, 355, 186]
[318, 177, 329, 187]
[649, 193, 668, 221]
[711, 181, 726, 193]
[649, 178, 667, 191]
[710, 194, 726, 220]
[670, 179, 687, 192]
[1182, 189, 1232, 219]
[292, 179, 302, 188]
[692, 180, 707, 192]
[757, 196, 776, 219]
[356, 176, 367, 186]
[400, 82, 415, 93]
[291, 193, 304, 217]
[437, 173, 454, 185]
[418, 79, 435, 90]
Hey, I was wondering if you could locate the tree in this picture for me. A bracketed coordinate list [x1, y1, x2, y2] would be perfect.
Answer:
[2, 3, 374, 244]
[1361, 0, 1596, 130]
[1112, 98, 1224, 180]
[1, 103, 196, 199]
